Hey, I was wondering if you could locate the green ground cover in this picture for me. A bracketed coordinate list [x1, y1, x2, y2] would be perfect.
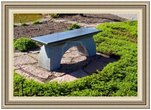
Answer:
[14, 21, 137, 96]
[14, 37, 38, 52]
[14, 14, 43, 23]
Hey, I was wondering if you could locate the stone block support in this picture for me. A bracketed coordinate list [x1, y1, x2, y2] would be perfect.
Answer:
[38, 37, 96, 71]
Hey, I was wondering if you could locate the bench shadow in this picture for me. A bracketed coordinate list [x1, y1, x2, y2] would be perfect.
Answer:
[54, 54, 119, 78]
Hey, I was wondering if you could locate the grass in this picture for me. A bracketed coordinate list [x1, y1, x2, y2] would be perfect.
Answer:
[14, 20, 137, 96]
[14, 14, 43, 23]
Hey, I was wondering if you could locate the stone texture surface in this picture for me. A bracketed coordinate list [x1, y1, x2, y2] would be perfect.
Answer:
[14, 46, 117, 83]
[14, 55, 37, 65]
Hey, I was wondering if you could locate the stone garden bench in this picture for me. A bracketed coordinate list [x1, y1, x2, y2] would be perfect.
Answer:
[31, 27, 101, 71]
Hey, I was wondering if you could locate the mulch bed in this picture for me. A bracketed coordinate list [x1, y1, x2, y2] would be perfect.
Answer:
[14, 20, 71, 39]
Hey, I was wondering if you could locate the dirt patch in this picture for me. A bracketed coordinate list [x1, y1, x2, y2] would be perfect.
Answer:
[14, 20, 71, 39]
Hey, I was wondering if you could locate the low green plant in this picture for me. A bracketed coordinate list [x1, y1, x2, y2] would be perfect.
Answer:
[67, 23, 81, 30]
[14, 37, 38, 52]
[94, 21, 137, 43]
[49, 14, 60, 18]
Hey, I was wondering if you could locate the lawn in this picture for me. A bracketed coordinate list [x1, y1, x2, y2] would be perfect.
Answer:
[14, 14, 43, 23]
[14, 20, 137, 96]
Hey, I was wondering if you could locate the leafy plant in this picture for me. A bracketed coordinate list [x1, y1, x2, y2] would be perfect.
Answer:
[14, 37, 38, 52]
[67, 23, 81, 30]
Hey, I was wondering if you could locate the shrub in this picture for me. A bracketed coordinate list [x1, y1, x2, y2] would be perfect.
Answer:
[14, 37, 38, 52]
[94, 21, 137, 43]
[13, 73, 25, 96]
[67, 23, 81, 30]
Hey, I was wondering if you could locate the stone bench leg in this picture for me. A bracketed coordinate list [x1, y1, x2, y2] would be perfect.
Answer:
[79, 37, 96, 56]
[38, 37, 96, 71]
[38, 45, 62, 71]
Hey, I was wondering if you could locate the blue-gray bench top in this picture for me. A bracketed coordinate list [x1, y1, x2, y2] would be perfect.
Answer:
[31, 27, 101, 45]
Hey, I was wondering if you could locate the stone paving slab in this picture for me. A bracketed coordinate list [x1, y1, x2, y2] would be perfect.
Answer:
[20, 64, 52, 79]
[14, 54, 37, 66]
[50, 74, 77, 83]
[15, 69, 45, 83]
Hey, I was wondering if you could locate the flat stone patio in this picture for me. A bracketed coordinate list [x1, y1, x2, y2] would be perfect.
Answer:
[14, 47, 117, 83]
